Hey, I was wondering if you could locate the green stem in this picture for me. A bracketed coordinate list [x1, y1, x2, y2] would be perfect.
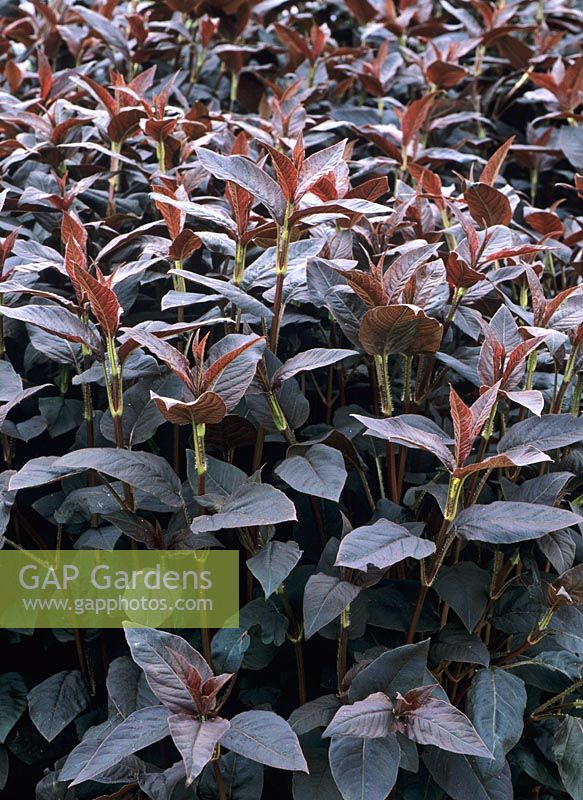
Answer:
[373, 353, 393, 417]
[269, 203, 293, 352]
[337, 605, 350, 694]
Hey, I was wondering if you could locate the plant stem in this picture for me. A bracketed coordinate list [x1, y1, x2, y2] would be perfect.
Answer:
[212, 757, 227, 800]
[269, 203, 293, 352]
[337, 604, 350, 694]
[278, 587, 307, 705]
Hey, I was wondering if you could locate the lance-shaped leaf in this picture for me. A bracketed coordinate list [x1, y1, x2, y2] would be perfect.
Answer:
[168, 715, 230, 785]
[335, 519, 435, 571]
[28, 670, 90, 742]
[195, 148, 286, 223]
[172, 269, 272, 319]
[220, 710, 308, 772]
[69, 706, 171, 786]
[454, 502, 581, 544]
[303, 573, 361, 639]
[498, 414, 583, 453]
[152, 392, 227, 426]
[272, 348, 357, 386]
[0, 305, 101, 353]
[452, 445, 551, 479]
[395, 696, 491, 757]
[247, 541, 302, 598]
[275, 444, 347, 502]
[466, 667, 526, 777]
[72, 266, 122, 337]
[359, 304, 443, 356]
[480, 136, 515, 185]
[121, 328, 195, 393]
[323, 693, 394, 738]
[190, 482, 297, 533]
[353, 414, 455, 470]
[329, 734, 400, 800]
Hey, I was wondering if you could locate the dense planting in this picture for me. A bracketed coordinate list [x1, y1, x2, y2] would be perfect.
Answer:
[0, 0, 582, 798]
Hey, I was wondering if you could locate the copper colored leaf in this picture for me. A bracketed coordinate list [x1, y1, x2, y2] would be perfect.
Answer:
[464, 184, 512, 227]
[359, 305, 443, 356]
[479, 136, 515, 185]
[152, 392, 227, 425]
[73, 266, 122, 337]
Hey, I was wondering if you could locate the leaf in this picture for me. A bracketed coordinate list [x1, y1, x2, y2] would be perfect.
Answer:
[424, 747, 513, 800]
[303, 574, 362, 639]
[0, 672, 27, 742]
[220, 710, 308, 772]
[450, 385, 475, 466]
[0, 745, 6, 791]
[28, 670, 90, 742]
[168, 715, 230, 785]
[479, 137, 515, 185]
[549, 564, 583, 607]
[173, 269, 273, 320]
[395, 697, 491, 758]
[0, 304, 101, 352]
[293, 747, 342, 800]
[72, 266, 122, 337]
[273, 348, 357, 385]
[349, 641, 430, 701]
[359, 305, 443, 356]
[297, 140, 347, 198]
[454, 502, 581, 544]
[275, 444, 347, 502]
[247, 541, 303, 598]
[352, 414, 455, 471]
[59, 448, 183, 508]
[69, 706, 171, 785]
[467, 668, 526, 777]
[465, 184, 512, 227]
[121, 328, 195, 393]
[328, 734, 400, 800]
[554, 715, 583, 800]
[0, 361, 22, 401]
[560, 126, 583, 169]
[190, 482, 297, 532]
[498, 414, 583, 453]
[152, 392, 227, 426]
[335, 519, 435, 570]
[72, 5, 129, 56]
[289, 695, 341, 735]
[124, 627, 211, 714]
[199, 752, 264, 800]
[538, 529, 576, 575]
[204, 334, 265, 410]
[195, 148, 286, 223]
[323, 693, 394, 738]
[434, 563, 490, 632]
[432, 629, 490, 666]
